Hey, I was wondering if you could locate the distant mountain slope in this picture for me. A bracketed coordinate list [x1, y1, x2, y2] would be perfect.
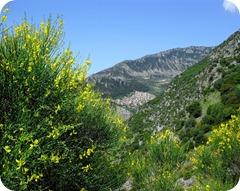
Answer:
[90, 46, 212, 98]
[128, 30, 240, 142]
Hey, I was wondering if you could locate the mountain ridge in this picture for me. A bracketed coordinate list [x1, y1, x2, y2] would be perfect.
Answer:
[90, 46, 213, 98]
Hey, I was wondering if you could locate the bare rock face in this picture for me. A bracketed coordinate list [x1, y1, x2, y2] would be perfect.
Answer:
[89, 46, 212, 98]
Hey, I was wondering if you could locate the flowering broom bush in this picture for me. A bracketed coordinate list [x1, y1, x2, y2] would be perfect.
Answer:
[189, 115, 240, 190]
[0, 16, 126, 190]
[128, 129, 186, 191]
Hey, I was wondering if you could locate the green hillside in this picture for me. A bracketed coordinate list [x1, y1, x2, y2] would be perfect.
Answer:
[125, 31, 240, 190]
[129, 31, 240, 146]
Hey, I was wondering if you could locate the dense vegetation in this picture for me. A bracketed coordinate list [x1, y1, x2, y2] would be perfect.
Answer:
[0, 15, 127, 191]
[128, 31, 240, 190]
[127, 115, 240, 190]
[178, 62, 240, 147]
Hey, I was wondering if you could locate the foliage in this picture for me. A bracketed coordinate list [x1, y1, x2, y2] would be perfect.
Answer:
[128, 129, 186, 191]
[189, 115, 240, 189]
[186, 101, 202, 118]
[0, 16, 126, 190]
[218, 65, 240, 108]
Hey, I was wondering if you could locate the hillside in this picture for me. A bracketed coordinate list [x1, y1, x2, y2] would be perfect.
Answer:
[128, 30, 240, 145]
[124, 30, 240, 190]
[90, 47, 212, 98]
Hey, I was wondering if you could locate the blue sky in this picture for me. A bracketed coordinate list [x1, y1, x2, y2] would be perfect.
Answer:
[3, 0, 240, 74]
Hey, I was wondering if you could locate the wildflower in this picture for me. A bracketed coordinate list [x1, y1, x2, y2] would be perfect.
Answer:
[23, 167, 29, 174]
[39, 154, 48, 162]
[44, 89, 51, 97]
[50, 153, 60, 163]
[83, 145, 96, 158]
[30, 139, 39, 149]
[1, 15, 7, 22]
[55, 104, 61, 113]
[30, 173, 43, 182]
[82, 164, 92, 173]
[205, 184, 211, 191]
[28, 66, 32, 72]
[4, 145, 11, 153]
[16, 159, 26, 169]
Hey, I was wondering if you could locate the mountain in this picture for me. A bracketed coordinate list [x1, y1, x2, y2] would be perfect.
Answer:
[128, 30, 240, 145]
[89, 46, 212, 99]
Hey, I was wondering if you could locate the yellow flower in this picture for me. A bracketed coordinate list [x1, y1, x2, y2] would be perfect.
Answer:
[23, 167, 29, 174]
[85, 59, 91, 66]
[30, 173, 43, 182]
[76, 104, 84, 113]
[205, 184, 211, 191]
[86, 148, 93, 156]
[81, 145, 96, 159]
[44, 89, 51, 97]
[50, 153, 60, 163]
[33, 139, 39, 145]
[30, 139, 39, 149]
[16, 159, 26, 169]
[55, 104, 61, 113]
[4, 145, 11, 153]
[82, 164, 92, 173]
[39, 154, 48, 162]
[79, 154, 83, 160]
[51, 63, 57, 70]
[28, 66, 32, 72]
[1, 15, 7, 22]
[47, 128, 60, 139]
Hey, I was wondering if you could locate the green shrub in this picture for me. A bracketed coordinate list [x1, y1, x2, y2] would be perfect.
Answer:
[129, 129, 186, 191]
[184, 117, 196, 129]
[204, 103, 232, 125]
[186, 101, 202, 118]
[148, 129, 185, 167]
[189, 115, 240, 189]
[0, 17, 126, 190]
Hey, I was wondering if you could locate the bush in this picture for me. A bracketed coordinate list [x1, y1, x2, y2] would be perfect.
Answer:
[205, 103, 232, 125]
[0, 17, 126, 190]
[148, 129, 185, 167]
[184, 117, 196, 129]
[186, 101, 202, 118]
[129, 129, 186, 190]
[189, 115, 240, 189]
